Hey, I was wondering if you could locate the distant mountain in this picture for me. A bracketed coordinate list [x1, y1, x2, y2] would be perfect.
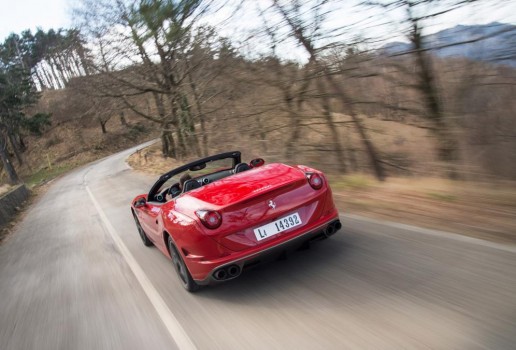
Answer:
[382, 22, 516, 67]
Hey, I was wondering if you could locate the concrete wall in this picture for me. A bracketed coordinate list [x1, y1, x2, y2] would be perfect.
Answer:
[0, 185, 30, 229]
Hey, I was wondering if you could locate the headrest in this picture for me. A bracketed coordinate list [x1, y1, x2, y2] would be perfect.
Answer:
[234, 163, 251, 173]
[183, 179, 201, 193]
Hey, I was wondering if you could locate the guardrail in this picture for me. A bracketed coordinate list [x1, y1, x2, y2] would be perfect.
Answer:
[0, 185, 30, 229]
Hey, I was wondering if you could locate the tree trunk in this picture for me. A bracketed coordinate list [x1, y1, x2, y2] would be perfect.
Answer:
[169, 97, 186, 159]
[316, 78, 347, 173]
[41, 67, 54, 90]
[72, 51, 84, 76]
[152, 92, 182, 158]
[76, 45, 90, 76]
[324, 73, 385, 181]
[119, 111, 128, 126]
[411, 22, 458, 177]
[54, 55, 70, 86]
[256, 115, 267, 153]
[8, 133, 24, 166]
[161, 123, 176, 158]
[62, 53, 76, 80]
[285, 105, 302, 160]
[0, 134, 20, 185]
[199, 112, 208, 157]
[56, 55, 70, 84]
[187, 72, 208, 156]
[285, 63, 314, 160]
[48, 57, 64, 89]
[274, 1, 385, 180]
[18, 135, 26, 152]
[33, 69, 45, 90]
[179, 94, 201, 157]
[99, 118, 107, 134]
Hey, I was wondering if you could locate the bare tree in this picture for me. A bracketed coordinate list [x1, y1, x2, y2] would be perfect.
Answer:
[358, 0, 496, 177]
[75, 0, 228, 159]
[269, 0, 385, 180]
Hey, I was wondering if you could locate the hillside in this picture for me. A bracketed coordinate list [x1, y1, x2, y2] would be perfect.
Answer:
[3, 51, 516, 186]
[383, 22, 516, 67]
[0, 23, 515, 244]
[128, 139, 516, 244]
[15, 88, 160, 186]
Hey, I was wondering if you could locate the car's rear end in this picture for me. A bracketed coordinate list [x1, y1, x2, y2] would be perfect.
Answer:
[173, 163, 341, 283]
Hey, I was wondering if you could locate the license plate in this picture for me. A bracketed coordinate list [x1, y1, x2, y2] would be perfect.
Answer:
[254, 213, 302, 241]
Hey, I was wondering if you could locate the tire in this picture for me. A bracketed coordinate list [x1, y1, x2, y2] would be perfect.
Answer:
[168, 236, 200, 292]
[133, 212, 153, 247]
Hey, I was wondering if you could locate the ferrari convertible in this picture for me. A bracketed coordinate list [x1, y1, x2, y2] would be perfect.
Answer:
[131, 151, 341, 292]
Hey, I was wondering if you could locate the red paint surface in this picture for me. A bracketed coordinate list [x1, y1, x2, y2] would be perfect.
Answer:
[131, 163, 339, 282]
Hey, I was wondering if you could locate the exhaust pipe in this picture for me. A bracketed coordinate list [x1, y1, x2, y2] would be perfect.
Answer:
[213, 265, 241, 281]
[213, 269, 227, 280]
[324, 221, 342, 237]
[325, 224, 336, 237]
[227, 265, 241, 278]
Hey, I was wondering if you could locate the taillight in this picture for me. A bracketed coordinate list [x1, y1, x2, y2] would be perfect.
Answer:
[307, 173, 323, 190]
[196, 210, 222, 229]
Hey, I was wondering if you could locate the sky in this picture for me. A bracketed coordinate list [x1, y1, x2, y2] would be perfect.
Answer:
[0, 0, 72, 41]
[199, 0, 516, 61]
[1, 0, 515, 44]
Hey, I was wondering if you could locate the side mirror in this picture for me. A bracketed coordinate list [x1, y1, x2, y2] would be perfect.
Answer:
[250, 158, 265, 168]
[134, 198, 147, 208]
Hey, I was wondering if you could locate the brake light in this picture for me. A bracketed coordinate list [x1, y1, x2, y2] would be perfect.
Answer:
[307, 173, 323, 190]
[196, 210, 222, 229]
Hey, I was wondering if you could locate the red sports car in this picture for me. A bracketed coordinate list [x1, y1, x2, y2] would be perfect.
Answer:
[131, 151, 341, 292]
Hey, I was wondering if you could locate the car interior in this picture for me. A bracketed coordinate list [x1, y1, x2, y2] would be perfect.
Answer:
[154, 159, 264, 202]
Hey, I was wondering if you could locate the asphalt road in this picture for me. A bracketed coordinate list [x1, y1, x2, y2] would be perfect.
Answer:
[1, 144, 516, 350]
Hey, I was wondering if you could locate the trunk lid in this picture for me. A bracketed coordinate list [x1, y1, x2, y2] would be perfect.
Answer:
[176, 163, 326, 251]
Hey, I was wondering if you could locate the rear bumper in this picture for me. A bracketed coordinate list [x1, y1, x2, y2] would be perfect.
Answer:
[191, 216, 341, 285]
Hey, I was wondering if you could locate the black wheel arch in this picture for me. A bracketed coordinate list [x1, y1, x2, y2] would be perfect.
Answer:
[163, 230, 174, 258]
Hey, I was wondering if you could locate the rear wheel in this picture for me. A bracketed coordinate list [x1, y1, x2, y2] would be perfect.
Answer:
[168, 236, 199, 292]
[132, 212, 153, 247]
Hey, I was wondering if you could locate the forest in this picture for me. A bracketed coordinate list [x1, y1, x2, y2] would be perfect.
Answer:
[1, 0, 515, 186]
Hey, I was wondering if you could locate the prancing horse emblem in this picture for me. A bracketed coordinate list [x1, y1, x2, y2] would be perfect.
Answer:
[268, 200, 276, 210]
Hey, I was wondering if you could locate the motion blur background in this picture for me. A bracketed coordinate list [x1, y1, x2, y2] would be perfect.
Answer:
[2, 4, 516, 349]
[1, 0, 516, 240]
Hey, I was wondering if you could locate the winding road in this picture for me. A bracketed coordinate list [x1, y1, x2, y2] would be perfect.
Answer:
[1, 144, 516, 350]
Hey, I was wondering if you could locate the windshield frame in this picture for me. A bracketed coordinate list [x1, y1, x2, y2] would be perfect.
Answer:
[147, 151, 241, 201]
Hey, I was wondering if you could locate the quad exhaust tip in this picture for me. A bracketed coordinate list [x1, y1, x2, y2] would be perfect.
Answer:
[324, 220, 342, 237]
[213, 221, 341, 280]
[227, 265, 240, 277]
[213, 264, 241, 281]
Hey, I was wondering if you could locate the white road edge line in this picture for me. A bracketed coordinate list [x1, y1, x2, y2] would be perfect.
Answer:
[86, 186, 197, 350]
[340, 213, 516, 254]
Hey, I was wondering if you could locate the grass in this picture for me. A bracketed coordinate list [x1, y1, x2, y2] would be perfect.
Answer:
[23, 164, 75, 188]
[426, 192, 457, 202]
[329, 174, 375, 191]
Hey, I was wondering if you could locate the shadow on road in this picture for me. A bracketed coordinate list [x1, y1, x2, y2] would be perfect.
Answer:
[195, 233, 359, 302]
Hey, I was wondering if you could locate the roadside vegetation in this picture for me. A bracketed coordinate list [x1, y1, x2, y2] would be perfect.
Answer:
[1, 0, 515, 242]
[129, 134, 516, 244]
